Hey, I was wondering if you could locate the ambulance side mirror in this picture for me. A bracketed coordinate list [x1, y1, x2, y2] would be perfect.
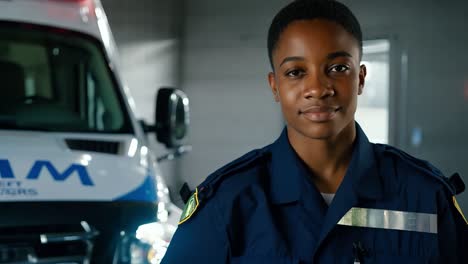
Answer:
[155, 88, 190, 149]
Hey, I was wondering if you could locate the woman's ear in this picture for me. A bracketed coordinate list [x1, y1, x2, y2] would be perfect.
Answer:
[358, 64, 367, 95]
[268, 72, 280, 102]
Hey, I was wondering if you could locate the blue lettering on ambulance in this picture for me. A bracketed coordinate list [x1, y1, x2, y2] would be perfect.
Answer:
[0, 159, 94, 186]
[0, 160, 14, 178]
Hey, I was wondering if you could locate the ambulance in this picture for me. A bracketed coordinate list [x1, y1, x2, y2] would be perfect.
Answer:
[0, 0, 188, 263]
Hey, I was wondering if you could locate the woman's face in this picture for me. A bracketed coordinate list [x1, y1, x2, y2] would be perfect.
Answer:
[268, 19, 366, 141]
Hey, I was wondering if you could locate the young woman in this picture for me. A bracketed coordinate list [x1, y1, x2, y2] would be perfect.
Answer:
[162, 1, 467, 263]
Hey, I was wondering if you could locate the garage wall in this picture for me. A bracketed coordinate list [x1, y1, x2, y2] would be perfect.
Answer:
[101, 0, 184, 195]
[178, 0, 468, 211]
[175, 0, 286, 198]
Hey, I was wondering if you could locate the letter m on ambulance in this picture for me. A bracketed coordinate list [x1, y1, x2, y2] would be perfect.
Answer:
[0, 160, 94, 186]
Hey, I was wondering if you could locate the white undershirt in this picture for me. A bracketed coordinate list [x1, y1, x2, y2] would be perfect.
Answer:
[321, 193, 336, 205]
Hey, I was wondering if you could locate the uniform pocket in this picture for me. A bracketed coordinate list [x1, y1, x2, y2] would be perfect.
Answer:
[231, 256, 298, 264]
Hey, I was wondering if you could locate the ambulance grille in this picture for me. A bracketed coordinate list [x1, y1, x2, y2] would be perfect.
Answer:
[65, 139, 120, 154]
[0, 221, 99, 264]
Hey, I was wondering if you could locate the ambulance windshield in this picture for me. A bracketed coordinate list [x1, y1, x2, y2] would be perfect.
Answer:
[0, 23, 132, 133]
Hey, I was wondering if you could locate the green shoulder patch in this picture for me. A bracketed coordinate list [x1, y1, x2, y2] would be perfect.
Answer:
[453, 196, 468, 225]
[179, 187, 200, 225]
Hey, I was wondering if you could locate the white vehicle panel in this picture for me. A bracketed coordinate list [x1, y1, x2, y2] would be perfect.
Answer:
[0, 0, 101, 38]
[0, 130, 157, 202]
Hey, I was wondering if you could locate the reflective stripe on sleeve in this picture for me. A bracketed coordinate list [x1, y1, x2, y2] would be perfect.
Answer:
[337, 207, 438, 234]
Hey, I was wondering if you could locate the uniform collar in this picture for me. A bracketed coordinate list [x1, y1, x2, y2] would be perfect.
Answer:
[350, 123, 384, 201]
[268, 128, 305, 204]
[314, 123, 384, 252]
[268, 122, 384, 205]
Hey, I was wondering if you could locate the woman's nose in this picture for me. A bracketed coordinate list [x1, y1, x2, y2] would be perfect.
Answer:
[302, 73, 335, 99]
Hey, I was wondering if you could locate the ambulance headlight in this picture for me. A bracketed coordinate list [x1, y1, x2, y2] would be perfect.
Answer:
[135, 222, 170, 264]
[128, 239, 153, 264]
[116, 222, 170, 264]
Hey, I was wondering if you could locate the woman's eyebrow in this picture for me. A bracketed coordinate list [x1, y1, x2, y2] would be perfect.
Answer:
[327, 51, 352, 60]
[279, 51, 353, 67]
[280, 56, 305, 67]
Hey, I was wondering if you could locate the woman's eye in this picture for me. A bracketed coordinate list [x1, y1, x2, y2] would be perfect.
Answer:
[286, 69, 304, 77]
[330, 65, 350, 73]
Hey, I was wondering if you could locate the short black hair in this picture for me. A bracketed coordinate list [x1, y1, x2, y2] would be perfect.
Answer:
[267, 0, 363, 70]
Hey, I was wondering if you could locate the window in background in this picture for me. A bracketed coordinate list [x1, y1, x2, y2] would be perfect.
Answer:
[356, 39, 390, 144]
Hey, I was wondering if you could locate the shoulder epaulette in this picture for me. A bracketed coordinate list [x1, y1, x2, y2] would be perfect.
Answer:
[179, 182, 193, 204]
[448, 173, 465, 195]
[379, 144, 456, 195]
[178, 148, 269, 225]
[178, 148, 269, 204]
[200, 148, 269, 192]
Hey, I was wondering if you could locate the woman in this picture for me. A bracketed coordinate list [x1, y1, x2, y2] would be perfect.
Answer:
[162, 0, 467, 263]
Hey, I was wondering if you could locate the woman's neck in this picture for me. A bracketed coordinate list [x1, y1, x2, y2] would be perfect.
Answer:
[287, 123, 356, 193]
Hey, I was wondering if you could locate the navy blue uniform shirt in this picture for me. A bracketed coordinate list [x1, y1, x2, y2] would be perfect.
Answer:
[162, 124, 467, 263]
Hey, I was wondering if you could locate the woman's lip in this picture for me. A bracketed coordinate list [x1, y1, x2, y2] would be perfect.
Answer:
[300, 107, 340, 122]
[300, 105, 339, 113]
